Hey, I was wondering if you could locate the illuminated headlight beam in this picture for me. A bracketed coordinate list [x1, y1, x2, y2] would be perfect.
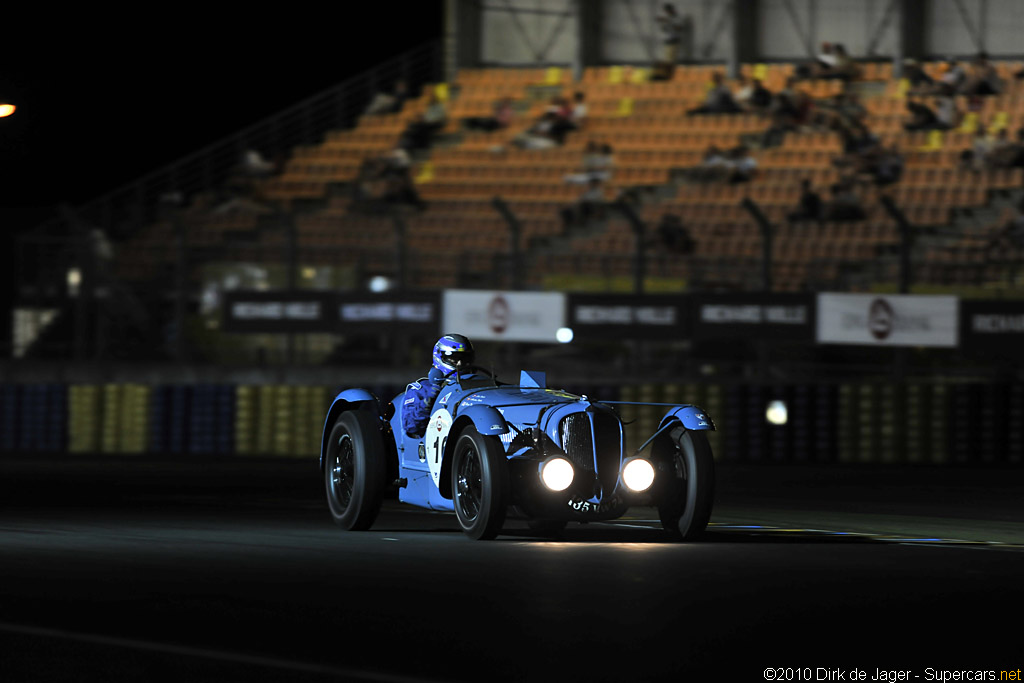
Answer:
[622, 458, 655, 493]
[540, 457, 574, 492]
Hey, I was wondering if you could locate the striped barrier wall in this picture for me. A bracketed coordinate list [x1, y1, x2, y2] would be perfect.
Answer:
[0, 382, 1020, 464]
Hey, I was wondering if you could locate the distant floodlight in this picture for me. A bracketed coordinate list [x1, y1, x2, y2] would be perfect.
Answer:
[66, 268, 81, 296]
[0, 103, 15, 118]
[556, 327, 574, 344]
[766, 400, 788, 426]
[368, 275, 391, 293]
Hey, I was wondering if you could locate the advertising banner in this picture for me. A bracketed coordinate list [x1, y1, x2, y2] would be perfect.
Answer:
[336, 292, 440, 332]
[222, 291, 440, 333]
[690, 293, 815, 341]
[567, 294, 687, 340]
[222, 291, 334, 333]
[960, 300, 1024, 352]
[442, 290, 566, 342]
[816, 293, 958, 347]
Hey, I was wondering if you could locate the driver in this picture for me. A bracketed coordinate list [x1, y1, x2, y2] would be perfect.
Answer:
[402, 334, 475, 439]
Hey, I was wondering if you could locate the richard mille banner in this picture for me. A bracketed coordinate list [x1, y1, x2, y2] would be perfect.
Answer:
[960, 299, 1024, 352]
[690, 293, 814, 341]
[568, 294, 687, 339]
[816, 293, 958, 347]
[222, 291, 439, 333]
[442, 290, 566, 342]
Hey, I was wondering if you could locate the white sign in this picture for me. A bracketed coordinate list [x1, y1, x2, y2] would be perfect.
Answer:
[816, 293, 958, 347]
[442, 290, 566, 342]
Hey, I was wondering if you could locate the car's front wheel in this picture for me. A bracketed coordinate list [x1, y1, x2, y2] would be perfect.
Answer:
[324, 410, 386, 531]
[655, 426, 715, 541]
[451, 427, 509, 540]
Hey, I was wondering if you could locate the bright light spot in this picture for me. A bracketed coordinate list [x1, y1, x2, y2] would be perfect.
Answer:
[622, 458, 655, 492]
[0, 104, 15, 118]
[66, 268, 81, 296]
[555, 327, 574, 343]
[368, 275, 391, 293]
[540, 458, 574, 491]
[766, 400, 788, 426]
[301, 266, 317, 280]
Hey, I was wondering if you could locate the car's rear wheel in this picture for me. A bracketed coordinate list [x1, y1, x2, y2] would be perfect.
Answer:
[325, 410, 386, 531]
[655, 426, 715, 541]
[451, 427, 508, 540]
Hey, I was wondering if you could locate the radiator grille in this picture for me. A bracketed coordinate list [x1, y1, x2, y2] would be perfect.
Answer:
[560, 411, 622, 497]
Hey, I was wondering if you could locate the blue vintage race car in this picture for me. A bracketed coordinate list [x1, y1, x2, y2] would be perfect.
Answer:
[320, 365, 715, 540]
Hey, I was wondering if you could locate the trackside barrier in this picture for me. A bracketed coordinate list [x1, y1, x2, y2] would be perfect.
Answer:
[0, 382, 1020, 463]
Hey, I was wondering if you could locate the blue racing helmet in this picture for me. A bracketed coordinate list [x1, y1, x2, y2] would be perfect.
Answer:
[432, 334, 475, 373]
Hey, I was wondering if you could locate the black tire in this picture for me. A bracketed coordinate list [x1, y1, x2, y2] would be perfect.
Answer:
[324, 410, 386, 531]
[451, 427, 509, 540]
[656, 427, 715, 541]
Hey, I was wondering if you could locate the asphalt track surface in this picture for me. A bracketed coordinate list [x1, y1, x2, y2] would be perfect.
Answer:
[0, 456, 1021, 682]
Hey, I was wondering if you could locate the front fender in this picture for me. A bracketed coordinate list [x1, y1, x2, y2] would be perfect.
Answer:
[320, 389, 381, 470]
[458, 404, 510, 437]
[659, 404, 715, 431]
[438, 405, 510, 499]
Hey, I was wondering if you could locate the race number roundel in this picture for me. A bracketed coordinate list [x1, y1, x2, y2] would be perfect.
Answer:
[426, 408, 453, 487]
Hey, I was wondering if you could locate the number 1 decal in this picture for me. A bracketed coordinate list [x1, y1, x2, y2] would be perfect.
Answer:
[426, 408, 453, 487]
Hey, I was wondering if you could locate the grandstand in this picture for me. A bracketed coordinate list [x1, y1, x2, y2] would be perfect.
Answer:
[99, 58, 1024, 300]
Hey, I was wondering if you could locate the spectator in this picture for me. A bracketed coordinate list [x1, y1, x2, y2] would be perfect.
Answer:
[549, 93, 587, 143]
[788, 179, 822, 223]
[565, 141, 614, 184]
[937, 59, 967, 95]
[960, 121, 995, 171]
[822, 182, 866, 221]
[986, 128, 1019, 169]
[364, 80, 409, 116]
[934, 95, 960, 129]
[400, 92, 447, 151]
[654, 3, 691, 79]
[559, 177, 606, 227]
[513, 111, 560, 150]
[726, 146, 757, 183]
[903, 97, 946, 131]
[735, 76, 772, 112]
[961, 52, 1002, 96]
[815, 43, 858, 80]
[681, 144, 731, 182]
[656, 213, 695, 254]
[353, 148, 426, 210]
[747, 78, 774, 112]
[688, 71, 741, 114]
[463, 97, 514, 132]
[569, 91, 588, 128]
[904, 59, 935, 91]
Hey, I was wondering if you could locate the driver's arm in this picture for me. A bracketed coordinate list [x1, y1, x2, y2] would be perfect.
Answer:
[401, 368, 444, 438]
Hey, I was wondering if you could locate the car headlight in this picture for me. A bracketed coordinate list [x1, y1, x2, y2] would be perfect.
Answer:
[622, 458, 655, 493]
[540, 457, 574, 492]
